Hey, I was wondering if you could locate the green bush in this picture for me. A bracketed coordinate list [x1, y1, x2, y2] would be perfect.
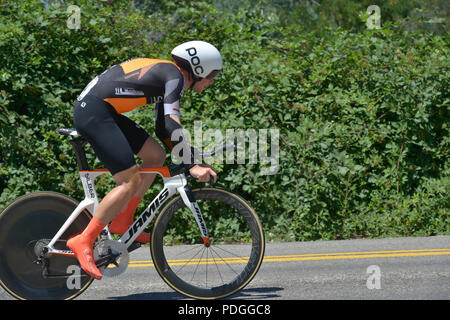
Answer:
[1, 0, 448, 241]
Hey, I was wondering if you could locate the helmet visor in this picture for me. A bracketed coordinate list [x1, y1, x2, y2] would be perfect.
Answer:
[206, 69, 221, 80]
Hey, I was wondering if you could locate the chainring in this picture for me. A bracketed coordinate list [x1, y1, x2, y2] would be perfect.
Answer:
[93, 239, 129, 278]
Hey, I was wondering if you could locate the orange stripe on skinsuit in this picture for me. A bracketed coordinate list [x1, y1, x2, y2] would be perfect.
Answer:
[104, 97, 147, 114]
[120, 58, 176, 74]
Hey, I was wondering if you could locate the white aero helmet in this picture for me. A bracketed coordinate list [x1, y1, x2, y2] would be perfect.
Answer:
[171, 40, 222, 80]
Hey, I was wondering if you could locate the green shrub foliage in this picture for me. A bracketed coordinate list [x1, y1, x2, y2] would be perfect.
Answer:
[0, 0, 448, 241]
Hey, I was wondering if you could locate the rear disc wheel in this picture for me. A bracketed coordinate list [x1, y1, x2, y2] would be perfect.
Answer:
[0, 192, 94, 300]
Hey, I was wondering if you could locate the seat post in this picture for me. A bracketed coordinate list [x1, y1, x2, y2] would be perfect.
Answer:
[69, 138, 91, 171]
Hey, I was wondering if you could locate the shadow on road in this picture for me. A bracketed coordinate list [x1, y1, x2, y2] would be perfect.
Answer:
[108, 287, 284, 300]
[227, 287, 284, 300]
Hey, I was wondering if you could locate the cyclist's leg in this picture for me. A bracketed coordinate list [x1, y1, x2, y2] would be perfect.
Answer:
[109, 115, 166, 242]
[95, 165, 142, 223]
[70, 95, 144, 278]
[73, 94, 144, 222]
[136, 136, 166, 197]
[113, 113, 166, 198]
[67, 166, 142, 279]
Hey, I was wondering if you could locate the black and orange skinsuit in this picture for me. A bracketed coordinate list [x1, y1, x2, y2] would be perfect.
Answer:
[73, 58, 189, 175]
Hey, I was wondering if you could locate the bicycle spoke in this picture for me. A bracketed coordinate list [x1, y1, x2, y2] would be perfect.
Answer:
[208, 245, 240, 276]
[172, 245, 204, 274]
[205, 248, 208, 288]
[172, 244, 204, 263]
[191, 247, 206, 282]
[174, 243, 204, 256]
[209, 247, 225, 285]
[213, 244, 250, 261]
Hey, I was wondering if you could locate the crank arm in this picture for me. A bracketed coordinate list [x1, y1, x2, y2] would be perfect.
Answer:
[95, 251, 121, 269]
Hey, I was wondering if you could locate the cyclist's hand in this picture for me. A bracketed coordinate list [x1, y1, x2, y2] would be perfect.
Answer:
[189, 164, 217, 183]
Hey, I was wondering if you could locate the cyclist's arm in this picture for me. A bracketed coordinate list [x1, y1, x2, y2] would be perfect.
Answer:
[167, 114, 217, 182]
[153, 64, 188, 156]
[153, 64, 216, 181]
[154, 103, 198, 169]
[155, 106, 217, 181]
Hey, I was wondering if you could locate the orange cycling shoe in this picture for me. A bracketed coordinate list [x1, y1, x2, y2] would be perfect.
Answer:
[109, 196, 150, 244]
[67, 217, 106, 280]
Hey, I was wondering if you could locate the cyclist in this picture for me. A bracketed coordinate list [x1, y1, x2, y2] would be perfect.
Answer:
[68, 41, 222, 280]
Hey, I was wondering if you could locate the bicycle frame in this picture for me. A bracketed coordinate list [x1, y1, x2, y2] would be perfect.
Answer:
[46, 167, 210, 257]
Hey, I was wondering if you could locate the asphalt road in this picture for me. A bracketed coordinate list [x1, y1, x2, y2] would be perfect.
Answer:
[1, 235, 449, 300]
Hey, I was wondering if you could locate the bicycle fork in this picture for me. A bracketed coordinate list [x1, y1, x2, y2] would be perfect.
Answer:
[166, 174, 211, 247]
[178, 184, 210, 247]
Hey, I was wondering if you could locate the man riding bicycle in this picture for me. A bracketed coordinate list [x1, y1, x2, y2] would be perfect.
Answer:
[68, 41, 222, 280]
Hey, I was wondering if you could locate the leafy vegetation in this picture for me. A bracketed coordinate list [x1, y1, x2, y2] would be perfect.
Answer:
[0, 0, 448, 241]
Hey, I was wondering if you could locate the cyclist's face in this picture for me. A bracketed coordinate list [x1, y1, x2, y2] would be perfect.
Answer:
[193, 77, 214, 93]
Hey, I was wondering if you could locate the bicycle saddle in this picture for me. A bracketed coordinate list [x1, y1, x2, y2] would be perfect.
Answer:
[56, 128, 80, 137]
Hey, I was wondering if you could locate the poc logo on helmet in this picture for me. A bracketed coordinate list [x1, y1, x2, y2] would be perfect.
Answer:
[185, 47, 204, 76]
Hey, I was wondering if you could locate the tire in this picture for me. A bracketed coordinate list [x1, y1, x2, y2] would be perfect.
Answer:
[0, 191, 94, 300]
[151, 187, 265, 300]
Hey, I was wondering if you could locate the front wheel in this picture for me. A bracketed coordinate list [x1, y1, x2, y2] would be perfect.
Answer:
[0, 192, 94, 300]
[151, 187, 265, 300]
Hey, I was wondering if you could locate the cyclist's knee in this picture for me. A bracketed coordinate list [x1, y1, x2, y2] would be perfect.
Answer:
[138, 138, 166, 166]
[113, 166, 142, 195]
[151, 148, 166, 166]
[142, 148, 166, 167]
[153, 148, 166, 166]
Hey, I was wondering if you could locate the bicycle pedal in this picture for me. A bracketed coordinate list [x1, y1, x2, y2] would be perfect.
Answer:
[93, 239, 129, 278]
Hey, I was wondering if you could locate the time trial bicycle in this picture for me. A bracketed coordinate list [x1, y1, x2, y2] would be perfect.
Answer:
[0, 128, 265, 300]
